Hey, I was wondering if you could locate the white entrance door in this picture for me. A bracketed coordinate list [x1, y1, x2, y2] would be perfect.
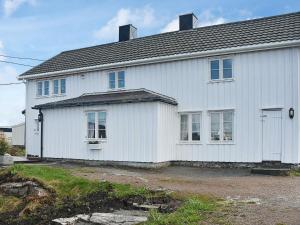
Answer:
[262, 110, 282, 161]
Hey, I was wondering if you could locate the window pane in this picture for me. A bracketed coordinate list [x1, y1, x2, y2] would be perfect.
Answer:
[192, 114, 200, 141]
[180, 114, 188, 141]
[98, 112, 106, 139]
[211, 60, 219, 70]
[118, 71, 125, 88]
[211, 113, 220, 141]
[44, 81, 49, 96]
[223, 59, 232, 69]
[211, 70, 219, 80]
[223, 111, 233, 141]
[109, 72, 115, 89]
[87, 112, 95, 138]
[61, 79, 66, 94]
[53, 80, 59, 94]
[223, 59, 232, 79]
[37, 82, 43, 96]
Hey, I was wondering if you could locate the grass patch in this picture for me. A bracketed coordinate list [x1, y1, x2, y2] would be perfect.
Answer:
[290, 168, 300, 176]
[9, 164, 101, 199]
[145, 196, 216, 225]
[0, 195, 22, 213]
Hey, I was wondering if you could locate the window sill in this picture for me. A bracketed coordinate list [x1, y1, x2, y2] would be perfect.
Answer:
[177, 141, 202, 145]
[85, 139, 107, 143]
[36, 94, 66, 99]
[207, 78, 234, 84]
[207, 142, 235, 145]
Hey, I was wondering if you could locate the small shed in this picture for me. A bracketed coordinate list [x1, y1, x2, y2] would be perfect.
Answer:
[11, 123, 25, 147]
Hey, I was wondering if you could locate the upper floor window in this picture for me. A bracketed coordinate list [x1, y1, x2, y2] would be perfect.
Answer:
[87, 111, 107, 139]
[36, 78, 66, 97]
[37, 81, 43, 96]
[44, 80, 49, 96]
[210, 58, 233, 80]
[210, 110, 234, 142]
[109, 71, 125, 89]
[53, 79, 66, 95]
[180, 112, 201, 142]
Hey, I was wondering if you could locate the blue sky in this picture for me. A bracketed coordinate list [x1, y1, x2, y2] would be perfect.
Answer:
[0, 0, 300, 126]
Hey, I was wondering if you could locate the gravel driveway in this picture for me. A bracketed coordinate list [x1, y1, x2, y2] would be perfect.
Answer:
[60, 164, 300, 225]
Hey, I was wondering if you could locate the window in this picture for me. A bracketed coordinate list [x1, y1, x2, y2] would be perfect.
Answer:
[87, 112, 96, 139]
[37, 81, 43, 96]
[210, 110, 234, 142]
[180, 113, 201, 142]
[118, 71, 125, 88]
[180, 114, 189, 141]
[87, 111, 107, 139]
[61, 79, 66, 94]
[210, 58, 233, 80]
[44, 81, 49, 96]
[53, 80, 59, 95]
[98, 112, 107, 138]
[109, 71, 125, 89]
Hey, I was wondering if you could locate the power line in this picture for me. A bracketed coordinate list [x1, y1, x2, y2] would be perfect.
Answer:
[0, 82, 24, 86]
[0, 54, 45, 62]
[0, 60, 34, 67]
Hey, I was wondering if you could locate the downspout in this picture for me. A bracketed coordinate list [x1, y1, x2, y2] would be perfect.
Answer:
[38, 109, 44, 159]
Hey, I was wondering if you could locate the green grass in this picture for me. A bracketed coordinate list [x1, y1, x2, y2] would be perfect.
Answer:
[290, 168, 300, 176]
[145, 197, 216, 225]
[9, 164, 101, 199]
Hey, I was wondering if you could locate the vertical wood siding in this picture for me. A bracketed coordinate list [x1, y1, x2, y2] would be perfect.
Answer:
[25, 48, 300, 163]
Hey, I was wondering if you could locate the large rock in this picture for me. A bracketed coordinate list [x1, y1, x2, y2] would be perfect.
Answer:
[53, 211, 148, 225]
[0, 181, 49, 197]
[0, 155, 13, 165]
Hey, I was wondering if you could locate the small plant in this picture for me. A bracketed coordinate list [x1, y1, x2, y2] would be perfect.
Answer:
[0, 138, 9, 156]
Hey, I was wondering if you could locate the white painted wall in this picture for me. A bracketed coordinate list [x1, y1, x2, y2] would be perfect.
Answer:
[42, 102, 162, 162]
[12, 123, 25, 146]
[25, 47, 300, 163]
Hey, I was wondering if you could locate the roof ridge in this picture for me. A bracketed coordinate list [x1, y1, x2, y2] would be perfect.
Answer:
[60, 11, 300, 54]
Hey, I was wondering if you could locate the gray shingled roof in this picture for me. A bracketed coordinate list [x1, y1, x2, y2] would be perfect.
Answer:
[22, 12, 300, 77]
[33, 89, 177, 109]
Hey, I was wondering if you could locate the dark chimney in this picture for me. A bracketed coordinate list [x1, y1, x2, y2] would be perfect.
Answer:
[179, 13, 198, 31]
[119, 24, 137, 42]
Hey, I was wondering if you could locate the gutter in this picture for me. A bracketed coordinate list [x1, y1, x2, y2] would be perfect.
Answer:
[19, 40, 300, 80]
[38, 109, 44, 159]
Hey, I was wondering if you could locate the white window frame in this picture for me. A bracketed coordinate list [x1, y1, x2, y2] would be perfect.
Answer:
[108, 70, 126, 90]
[86, 111, 107, 141]
[209, 57, 234, 82]
[52, 78, 66, 96]
[208, 110, 234, 144]
[179, 112, 202, 143]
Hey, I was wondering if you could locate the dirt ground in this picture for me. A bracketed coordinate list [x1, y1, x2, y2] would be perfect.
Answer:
[54, 163, 300, 225]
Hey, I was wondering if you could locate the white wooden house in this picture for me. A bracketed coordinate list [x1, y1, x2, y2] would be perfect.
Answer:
[19, 12, 300, 167]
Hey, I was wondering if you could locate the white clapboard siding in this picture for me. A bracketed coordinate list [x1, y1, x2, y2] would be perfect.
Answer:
[25, 47, 300, 163]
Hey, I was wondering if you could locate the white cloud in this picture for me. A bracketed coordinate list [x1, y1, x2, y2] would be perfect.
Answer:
[161, 10, 226, 33]
[3, 0, 36, 17]
[94, 5, 156, 42]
